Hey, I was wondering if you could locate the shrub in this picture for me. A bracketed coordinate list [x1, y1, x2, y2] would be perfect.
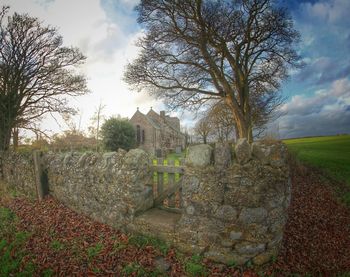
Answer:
[101, 117, 135, 151]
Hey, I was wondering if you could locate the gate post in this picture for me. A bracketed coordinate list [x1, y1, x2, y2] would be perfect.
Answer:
[33, 150, 49, 200]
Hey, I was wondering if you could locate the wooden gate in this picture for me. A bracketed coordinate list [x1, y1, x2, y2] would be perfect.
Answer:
[151, 158, 184, 213]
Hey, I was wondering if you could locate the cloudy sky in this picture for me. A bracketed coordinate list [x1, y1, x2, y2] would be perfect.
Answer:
[1, 0, 349, 139]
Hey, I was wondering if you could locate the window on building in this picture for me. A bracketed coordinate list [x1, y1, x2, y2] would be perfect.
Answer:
[142, 130, 145, 144]
[136, 125, 141, 145]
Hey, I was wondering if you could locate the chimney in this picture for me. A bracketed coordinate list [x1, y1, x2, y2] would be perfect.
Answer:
[160, 111, 165, 118]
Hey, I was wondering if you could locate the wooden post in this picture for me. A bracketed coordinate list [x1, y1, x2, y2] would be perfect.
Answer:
[167, 160, 176, 207]
[33, 151, 48, 200]
[176, 159, 183, 209]
[0, 151, 4, 179]
[178, 158, 184, 166]
[157, 158, 164, 197]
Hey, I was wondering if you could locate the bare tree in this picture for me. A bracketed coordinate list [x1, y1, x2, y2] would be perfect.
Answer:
[50, 131, 97, 152]
[88, 101, 106, 151]
[124, 0, 301, 142]
[207, 101, 236, 142]
[181, 126, 193, 147]
[249, 82, 286, 138]
[194, 116, 213, 144]
[207, 89, 284, 141]
[0, 6, 88, 151]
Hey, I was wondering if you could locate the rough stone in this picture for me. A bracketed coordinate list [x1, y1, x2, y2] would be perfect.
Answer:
[186, 144, 213, 167]
[197, 231, 221, 246]
[182, 176, 200, 194]
[243, 224, 270, 242]
[240, 177, 253, 186]
[238, 208, 268, 224]
[268, 234, 283, 249]
[251, 142, 269, 165]
[235, 138, 251, 164]
[224, 186, 261, 208]
[253, 252, 272, 265]
[154, 256, 171, 272]
[117, 148, 127, 155]
[268, 144, 286, 167]
[267, 196, 284, 209]
[221, 239, 234, 248]
[230, 231, 243, 240]
[235, 242, 265, 255]
[186, 205, 195, 215]
[124, 148, 150, 168]
[182, 168, 225, 215]
[134, 186, 154, 213]
[214, 143, 232, 167]
[63, 152, 73, 167]
[268, 208, 285, 223]
[175, 242, 207, 255]
[214, 205, 237, 221]
[204, 248, 248, 265]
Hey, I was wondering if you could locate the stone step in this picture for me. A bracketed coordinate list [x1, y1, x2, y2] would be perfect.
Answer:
[129, 208, 182, 242]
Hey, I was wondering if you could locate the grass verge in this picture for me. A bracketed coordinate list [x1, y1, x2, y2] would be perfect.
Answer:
[0, 206, 34, 276]
[284, 135, 350, 205]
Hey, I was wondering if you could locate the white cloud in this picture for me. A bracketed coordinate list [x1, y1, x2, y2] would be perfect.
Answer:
[119, 0, 140, 9]
[330, 78, 350, 97]
[278, 78, 350, 138]
[302, 0, 350, 25]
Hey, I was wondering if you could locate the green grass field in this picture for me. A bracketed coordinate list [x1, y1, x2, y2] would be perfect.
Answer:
[284, 135, 350, 205]
[284, 135, 350, 184]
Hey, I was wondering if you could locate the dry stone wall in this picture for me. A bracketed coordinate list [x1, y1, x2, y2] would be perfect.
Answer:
[45, 149, 154, 229]
[176, 139, 291, 265]
[0, 149, 154, 229]
[0, 140, 291, 266]
[1, 151, 37, 198]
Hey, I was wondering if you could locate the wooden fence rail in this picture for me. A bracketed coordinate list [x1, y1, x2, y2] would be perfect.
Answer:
[151, 158, 184, 213]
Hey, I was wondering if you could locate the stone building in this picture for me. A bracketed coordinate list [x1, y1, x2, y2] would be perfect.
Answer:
[129, 108, 186, 156]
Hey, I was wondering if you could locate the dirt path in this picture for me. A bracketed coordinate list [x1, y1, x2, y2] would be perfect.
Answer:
[1, 163, 350, 276]
[270, 163, 350, 276]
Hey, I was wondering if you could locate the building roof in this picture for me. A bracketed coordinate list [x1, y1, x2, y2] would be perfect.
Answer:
[130, 109, 160, 129]
[131, 108, 185, 137]
[146, 109, 182, 133]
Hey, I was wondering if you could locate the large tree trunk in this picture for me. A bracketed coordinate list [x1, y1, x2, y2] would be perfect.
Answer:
[244, 113, 253, 143]
[236, 120, 249, 140]
[0, 111, 15, 152]
[226, 104, 249, 140]
[247, 126, 253, 143]
[0, 127, 11, 179]
[0, 125, 12, 152]
[225, 96, 253, 142]
[12, 128, 19, 150]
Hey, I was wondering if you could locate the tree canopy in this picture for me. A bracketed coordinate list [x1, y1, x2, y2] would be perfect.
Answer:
[0, 6, 88, 151]
[124, 0, 301, 141]
[206, 101, 236, 142]
[194, 115, 212, 144]
[101, 117, 135, 151]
